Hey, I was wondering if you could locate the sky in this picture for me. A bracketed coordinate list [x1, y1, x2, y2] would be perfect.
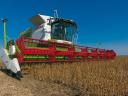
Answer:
[0, 0, 128, 55]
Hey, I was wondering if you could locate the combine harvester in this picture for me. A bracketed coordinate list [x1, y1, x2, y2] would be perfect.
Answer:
[0, 12, 116, 79]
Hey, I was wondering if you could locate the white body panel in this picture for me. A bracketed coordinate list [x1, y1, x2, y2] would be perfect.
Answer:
[0, 48, 21, 74]
[0, 48, 10, 69]
[9, 45, 16, 55]
[56, 40, 72, 44]
[32, 27, 45, 40]
[10, 58, 21, 73]
[32, 15, 52, 41]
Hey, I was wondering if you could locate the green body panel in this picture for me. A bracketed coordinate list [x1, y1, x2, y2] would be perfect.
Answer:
[75, 56, 82, 60]
[20, 28, 32, 37]
[24, 42, 49, 49]
[56, 56, 68, 60]
[24, 55, 49, 61]
[56, 47, 68, 51]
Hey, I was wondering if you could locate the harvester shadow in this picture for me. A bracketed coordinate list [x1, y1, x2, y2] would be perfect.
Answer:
[0, 68, 22, 80]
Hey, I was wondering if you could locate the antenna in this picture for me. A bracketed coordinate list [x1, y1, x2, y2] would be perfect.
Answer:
[53, 10, 59, 18]
[1, 18, 8, 48]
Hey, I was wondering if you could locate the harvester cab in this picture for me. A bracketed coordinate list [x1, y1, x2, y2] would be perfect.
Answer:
[51, 18, 77, 44]
[21, 14, 77, 44]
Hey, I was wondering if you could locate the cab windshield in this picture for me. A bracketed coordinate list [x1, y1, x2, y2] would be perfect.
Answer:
[51, 21, 77, 43]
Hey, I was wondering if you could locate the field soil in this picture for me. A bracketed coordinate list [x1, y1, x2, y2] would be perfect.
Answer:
[0, 72, 77, 96]
[0, 56, 128, 96]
